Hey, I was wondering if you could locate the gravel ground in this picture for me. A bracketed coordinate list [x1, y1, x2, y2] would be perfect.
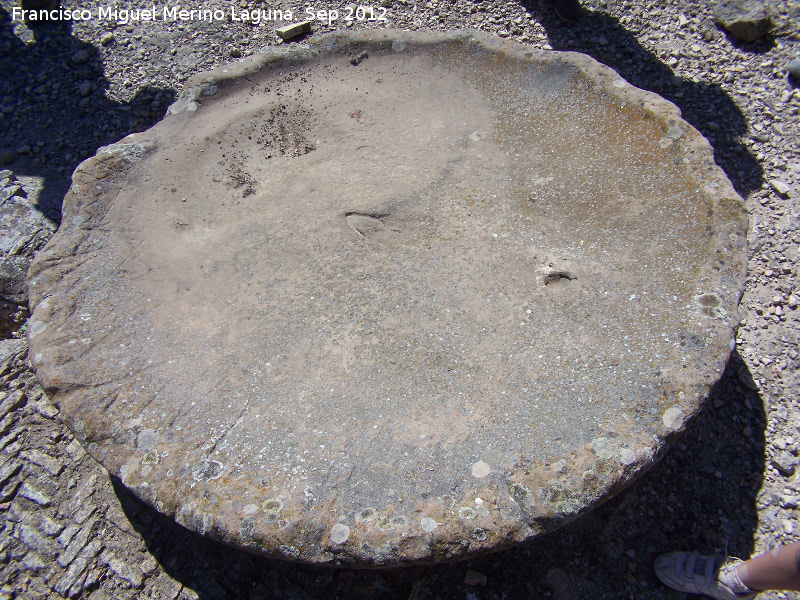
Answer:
[0, 0, 799, 598]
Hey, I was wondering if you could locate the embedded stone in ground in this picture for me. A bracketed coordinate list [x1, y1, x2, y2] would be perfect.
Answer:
[27, 30, 748, 566]
[713, 0, 774, 42]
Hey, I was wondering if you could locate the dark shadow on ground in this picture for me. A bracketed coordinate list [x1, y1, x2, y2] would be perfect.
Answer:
[0, 7, 175, 222]
[525, 2, 764, 200]
[111, 352, 766, 600]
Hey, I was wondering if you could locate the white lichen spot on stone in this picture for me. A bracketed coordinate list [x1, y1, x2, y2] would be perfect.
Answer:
[458, 506, 477, 520]
[420, 517, 438, 532]
[330, 523, 350, 544]
[28, 321, 47, 339]
[662, 407, 685, 431]
[591, 437, 619, 461]
[667, 126, 684, 139]
[439, 495, 455, 510]
[191, 458, 224, 482]
[613, 78, 627, 88]
[243, 503, 258, 515]
[32, 353, 42, 365]
[137, 429, 159, 452]
[620, 448, 636, 465]
[471, 460, 490, 478]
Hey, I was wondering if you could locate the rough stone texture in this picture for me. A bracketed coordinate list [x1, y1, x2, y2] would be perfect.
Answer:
[0, 171, 56, 308]
[26, 30, 747, 566]
[713, 0, 775, 42]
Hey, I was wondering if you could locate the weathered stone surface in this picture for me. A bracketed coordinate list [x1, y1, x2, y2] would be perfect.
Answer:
[17, 481, 51, 507]
[54, 539, 104, 596]
[20, 449, 63, 476]
[27, 31, 747, 566]
[0, 172, 56, 306]
[0, 391, 26, 419]
[57, 520, 95, 567]
[0, 339, 26, 370]
[713, 0, 774, 42]
[12, 523, 59, 559]
[100, 549, 143, 588]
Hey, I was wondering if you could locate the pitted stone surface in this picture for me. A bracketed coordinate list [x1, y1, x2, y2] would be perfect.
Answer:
[27, 30, 747, 566]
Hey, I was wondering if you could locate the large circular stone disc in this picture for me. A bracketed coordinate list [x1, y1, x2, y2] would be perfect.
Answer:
[28, 30, 747, 565]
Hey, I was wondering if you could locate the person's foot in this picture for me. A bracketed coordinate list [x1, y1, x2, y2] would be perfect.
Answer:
[654, 552, 756, 600]
[554, 0, 582, 23]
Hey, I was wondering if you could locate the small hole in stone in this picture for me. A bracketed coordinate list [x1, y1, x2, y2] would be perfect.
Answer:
[544, 271, 575, 286]
[344, 211, 388, 219]
[471, 528, 487, 541]
[356, 508, 376, 523]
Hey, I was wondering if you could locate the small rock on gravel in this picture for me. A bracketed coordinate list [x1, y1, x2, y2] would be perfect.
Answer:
[769, 179, 792, 195]
[70, 49, 90, 65]
[771, 451, 797, 476]
[713, 0, 774, 42]
[275, 20, 312, 40]
[789, 56, 800, 78]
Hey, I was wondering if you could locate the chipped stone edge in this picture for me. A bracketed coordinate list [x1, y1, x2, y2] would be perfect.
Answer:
[26, 29, 749, 568]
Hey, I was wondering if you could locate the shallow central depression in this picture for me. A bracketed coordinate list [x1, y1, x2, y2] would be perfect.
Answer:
[101, 49, 703, 505]
[29, 35, 742, 565]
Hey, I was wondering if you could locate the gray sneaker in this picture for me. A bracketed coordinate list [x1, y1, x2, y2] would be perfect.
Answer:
[654, 552, 756, 600]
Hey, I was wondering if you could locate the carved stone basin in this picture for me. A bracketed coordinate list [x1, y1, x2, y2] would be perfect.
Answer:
[27, 30, 747, 566]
